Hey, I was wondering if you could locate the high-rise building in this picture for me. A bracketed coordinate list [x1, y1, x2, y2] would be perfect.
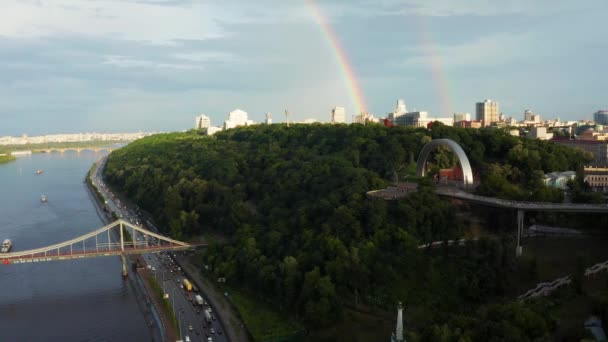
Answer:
[195, 114, 211, 129]
[331, 106, 346, 124]
[265, 112, 272, 125]
[476, 99, 499, 127]
[594, 110, 608, 125]
[453, 112, 471, 122]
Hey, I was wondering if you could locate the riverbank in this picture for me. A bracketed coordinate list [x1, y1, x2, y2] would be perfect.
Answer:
[0, 154, 16, 164]
[85, 159, 166, 342]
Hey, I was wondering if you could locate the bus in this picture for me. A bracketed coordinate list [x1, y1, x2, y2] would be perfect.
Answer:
[183, 278, 193, 291]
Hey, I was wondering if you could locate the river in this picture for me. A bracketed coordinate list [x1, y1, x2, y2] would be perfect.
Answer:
[0, 151, 153, 341]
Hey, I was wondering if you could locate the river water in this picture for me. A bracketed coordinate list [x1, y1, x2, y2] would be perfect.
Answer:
[0, 151, 152, 341]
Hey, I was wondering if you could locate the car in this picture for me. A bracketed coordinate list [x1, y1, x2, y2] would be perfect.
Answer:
[180, 284, 184, 289]
[210, 328, 215, 334]
[185, 336, 190, 342]
[212, 316, 216, 321]
[207, 337, 212, 342]
[196, 309, 200, 315]
[205, 332, 209, 337]
[195, 330, 200, 335]
[188, 325, 193, 331]
[217, 329, 222, 335]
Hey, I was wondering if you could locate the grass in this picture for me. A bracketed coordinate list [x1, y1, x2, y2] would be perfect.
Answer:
[0, 154, 16, 164]
[149, 274, 179, 331]
[227, 288, 304, 342]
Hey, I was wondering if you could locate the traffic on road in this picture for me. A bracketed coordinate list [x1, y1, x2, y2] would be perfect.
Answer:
[91, 156, 228, 342]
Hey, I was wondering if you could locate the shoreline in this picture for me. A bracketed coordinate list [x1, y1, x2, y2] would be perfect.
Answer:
[84, 158, 167, 342]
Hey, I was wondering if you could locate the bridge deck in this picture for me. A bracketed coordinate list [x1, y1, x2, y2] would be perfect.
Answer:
[2, 244, 206, 265]
[367, 183, 608, 213]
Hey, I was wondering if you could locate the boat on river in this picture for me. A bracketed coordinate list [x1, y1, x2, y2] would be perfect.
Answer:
[41, 195, 47, 203]
[1, 239, 12, 253]
[36, 169, 44, 175]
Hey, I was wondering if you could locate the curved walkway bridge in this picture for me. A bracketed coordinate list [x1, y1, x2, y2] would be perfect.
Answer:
[1, 219, 205, 275]
[368, 138, 608, 257]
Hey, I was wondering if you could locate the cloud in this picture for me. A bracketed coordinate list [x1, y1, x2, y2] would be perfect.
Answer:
[0, 0, 224, 43]
[399, 32, 538, 68]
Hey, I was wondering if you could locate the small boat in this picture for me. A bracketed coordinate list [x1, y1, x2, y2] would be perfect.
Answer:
[1, 239, 12, 253]
[41, 195, 47, 203]
[36, 169, 44, 175]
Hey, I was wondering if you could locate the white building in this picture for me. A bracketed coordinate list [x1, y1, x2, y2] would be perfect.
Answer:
[527, 127, 553, 140]
[331, 107, 346, 124]
[353, 112, 379, 124]
[195, 114, 211, 130]
[543, 171, 576, 190]
[205, 127, 223, 135]
[265, 112, 272, 125]
[394, 111, 453, 127]
[389, 99, 407, 122]
[224, 109, 253, 130]
[453, 112, 471, 122]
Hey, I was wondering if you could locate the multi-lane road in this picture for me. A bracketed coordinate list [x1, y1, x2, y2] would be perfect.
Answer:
[91, 156, 228, 342]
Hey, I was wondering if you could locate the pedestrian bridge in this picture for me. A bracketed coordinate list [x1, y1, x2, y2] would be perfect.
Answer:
[36, 147, 115, 154]
[1, 220, 205, 271]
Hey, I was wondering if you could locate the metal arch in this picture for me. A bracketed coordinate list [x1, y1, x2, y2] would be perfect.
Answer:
[416, 138, 474, 188]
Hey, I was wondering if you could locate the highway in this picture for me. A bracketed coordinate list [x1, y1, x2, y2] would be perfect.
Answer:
[91, 156, 228, 342]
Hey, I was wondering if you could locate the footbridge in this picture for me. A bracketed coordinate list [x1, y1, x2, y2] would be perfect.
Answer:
[36, 147, 115, 153]
[368, 138, 608, 257]
[1, 219, 205, 276]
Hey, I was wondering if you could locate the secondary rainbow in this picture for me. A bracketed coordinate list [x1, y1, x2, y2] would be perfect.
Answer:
[306, 0, 367, 114]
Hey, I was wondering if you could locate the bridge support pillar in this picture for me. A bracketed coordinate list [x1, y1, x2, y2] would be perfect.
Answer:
[121, 254, 128, 277]
[516, 210, 524, 257]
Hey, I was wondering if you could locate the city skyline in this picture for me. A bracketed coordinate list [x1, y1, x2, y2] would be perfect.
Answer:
[0, 0, 607, 135]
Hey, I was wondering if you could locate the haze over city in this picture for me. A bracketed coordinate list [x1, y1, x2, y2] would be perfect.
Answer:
[1, 0, 607, 135]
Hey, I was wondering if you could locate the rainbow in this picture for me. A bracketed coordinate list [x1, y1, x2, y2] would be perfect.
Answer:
[414, 16, 453, 117]
[306, 0, 367, 114]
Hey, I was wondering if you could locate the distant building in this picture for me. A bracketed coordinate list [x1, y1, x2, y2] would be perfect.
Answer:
[224, 109, 253, 130]
[543, 171, 576, 190]
[551, 138, 608, 166]
[584, 167, 608, 192]
[454, 120, 482, 129]
[353, 112, 379, 124]
[195, 114, 211, 130]
[331, 107, 346, 124]
[388, 99, 407, 122]
[594, 110, 608, 125]
[205, 127, 223, 135]
[476, 99, 499, 127]
[265, 112, 272, 125]
[453, 112, 471, 122]
[579, 128, 608, 141]
[527, 127, 553, 140]
[394, 111, 453, 127]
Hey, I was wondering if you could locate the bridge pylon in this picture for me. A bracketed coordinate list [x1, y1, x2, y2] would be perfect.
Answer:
[121, 254, 128, 277]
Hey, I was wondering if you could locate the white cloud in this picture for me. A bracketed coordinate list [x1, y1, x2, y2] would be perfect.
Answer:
[0, 0, 224, 42]
[102, 55, 206, 70]
[324, 0, 601, 18]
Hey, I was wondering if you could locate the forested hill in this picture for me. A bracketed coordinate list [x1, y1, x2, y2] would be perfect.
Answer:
[103, 123, 594, 339]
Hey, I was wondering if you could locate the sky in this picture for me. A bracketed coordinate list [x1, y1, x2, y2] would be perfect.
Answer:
[0, 0, 607, 136]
